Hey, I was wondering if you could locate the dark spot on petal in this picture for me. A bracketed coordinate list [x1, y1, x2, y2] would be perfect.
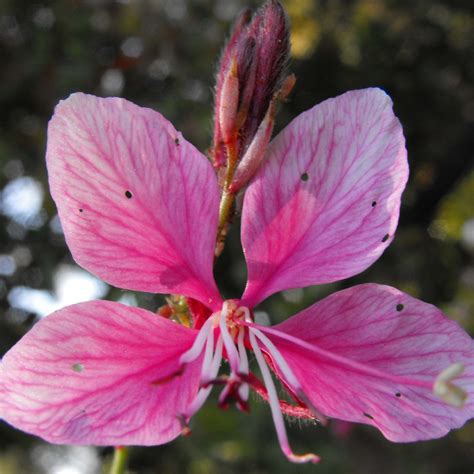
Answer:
[371, 201, 377, 207]
[175, 138, 180, 146]
[363, 412, 374, 420]
[396, 304, 404, 312]
[79, 208, 83, 213]
[395, 392, 401, 398]
[125, 190, 132, 199]
[301, 172, 309, 182]
[382, 234, 389, 242]
[72, 363, 84, 373]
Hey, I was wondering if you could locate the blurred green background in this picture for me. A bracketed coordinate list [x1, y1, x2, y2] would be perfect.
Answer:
[0, 0, 473, 472]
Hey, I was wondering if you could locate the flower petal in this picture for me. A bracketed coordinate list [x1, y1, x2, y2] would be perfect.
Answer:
[0, 301, 202, 445]
[47, 93, 221, 309]
[255, 284, 474, 441]
[241, 89, 408, 306]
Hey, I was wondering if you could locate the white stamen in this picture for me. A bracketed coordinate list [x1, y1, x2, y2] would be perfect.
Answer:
[245, 321, 433, 391]
[184, 337, 224, 419]
[219, 303, 240, 372]
[251, 327, 300, 388]
[179, 317, 214, 365]
[252, 326, 327, 424]
[199, 322, 215, 382]
[237, 326, 249, 401]
[204, 336, 224, 382]
[249, 329, 320, 464]
[239, 306, 252, 323]
[185, 386, 213, 420]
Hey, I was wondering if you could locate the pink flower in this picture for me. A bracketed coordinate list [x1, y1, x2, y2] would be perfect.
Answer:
[1, 89, 473, 464]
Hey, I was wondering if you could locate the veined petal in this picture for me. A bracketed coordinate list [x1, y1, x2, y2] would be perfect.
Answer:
[0, 301, 202, 445]
[241, 89, 408, 306]
[47, 93, 221, 309]
[255, 284, 474, 442]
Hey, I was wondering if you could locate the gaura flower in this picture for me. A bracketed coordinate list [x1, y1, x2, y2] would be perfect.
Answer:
[1, 89, 473, 464]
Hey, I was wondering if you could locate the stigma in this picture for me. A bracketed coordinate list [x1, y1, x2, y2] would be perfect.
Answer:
[433, 362, 467, 407]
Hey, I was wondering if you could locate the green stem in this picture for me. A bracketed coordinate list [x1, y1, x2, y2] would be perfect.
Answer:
[217, 188, 236, 236]
[215, 141, 238, 257]
[109, 446, 130, 474]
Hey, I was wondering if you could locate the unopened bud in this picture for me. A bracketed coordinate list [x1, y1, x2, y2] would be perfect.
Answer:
[230, 100, 275, 192]
[212, 9, 251, 169]
[241, 0, 289, 147]
[433, 362, 467, 407]
[212, 1, 290, 170]
[219, 58, 239, 145]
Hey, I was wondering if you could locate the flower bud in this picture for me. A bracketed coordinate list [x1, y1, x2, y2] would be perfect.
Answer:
[230, 99, 275, 192]
[218, 58, 239, 145]
[230, 73, 296, 192]
[212, 0, 290, 173]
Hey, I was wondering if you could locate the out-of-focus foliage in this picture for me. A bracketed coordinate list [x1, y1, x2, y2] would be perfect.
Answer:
[434, 169, 474, 242]
[285, 0, 320, 58]
[0, 0, 473, 473]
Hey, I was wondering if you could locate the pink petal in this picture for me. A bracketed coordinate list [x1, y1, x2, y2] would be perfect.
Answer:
[241, 89, 408, 306]
[0, 301, 202, 445]
[47, 93, 221, 309]
[256, 284, 474, 441]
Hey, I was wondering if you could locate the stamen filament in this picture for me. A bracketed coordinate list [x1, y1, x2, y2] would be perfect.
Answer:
[183, 337, 224, 420]
[180, 317, 214, 365]
[252, 326, 327, 425]
[249, 329, 320, 464]
[251, 327, 300, 388]
[205, 337, 224, 382]
[219, 303, 241, 372]
[237, 326, 249, 401]
[199, 323, 215, 382]
[243, 322, 433, 390]
[241, 372, 315, 419]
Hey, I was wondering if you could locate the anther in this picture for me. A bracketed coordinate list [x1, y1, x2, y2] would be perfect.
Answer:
[433, 362, 467, 407]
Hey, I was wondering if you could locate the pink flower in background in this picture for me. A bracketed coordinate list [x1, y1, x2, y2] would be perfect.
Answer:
[1, 89, 473, 463]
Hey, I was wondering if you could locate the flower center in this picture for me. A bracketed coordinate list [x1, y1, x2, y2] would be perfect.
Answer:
[176, 300, 321, 464]
[177, 300, 252, 420]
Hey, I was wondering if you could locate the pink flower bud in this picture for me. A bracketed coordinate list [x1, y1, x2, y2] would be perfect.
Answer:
[230, 100, 275, 192]
[212, 9, 251, 168]
[212, 0, 290, 170]
[218, 58, 239, 145]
